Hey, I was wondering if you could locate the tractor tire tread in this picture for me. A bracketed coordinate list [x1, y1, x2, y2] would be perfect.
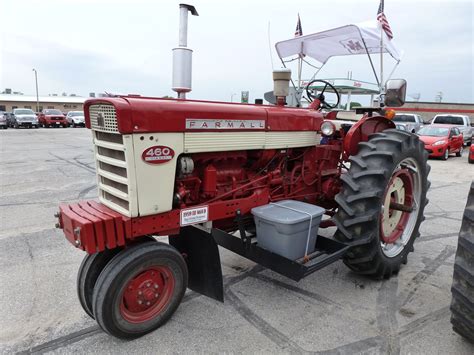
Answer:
[334, 129, 429, 279]
[450, 182, 474, 342]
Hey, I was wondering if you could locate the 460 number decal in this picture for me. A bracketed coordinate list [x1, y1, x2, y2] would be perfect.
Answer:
[142, 145, 175, 164]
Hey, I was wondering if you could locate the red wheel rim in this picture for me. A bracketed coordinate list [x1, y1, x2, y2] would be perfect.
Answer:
[380, 169, 414, 244]
[120, 266, 175, 323]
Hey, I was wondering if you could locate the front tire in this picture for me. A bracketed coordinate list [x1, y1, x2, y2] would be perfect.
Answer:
[450, 182, 474, 343]
[77, 249, 121, 319]
[442, 148, 449, 160]
[334, 129, 430, 278]
[92, 241, 187, 339]
[456, 146, 463, 157]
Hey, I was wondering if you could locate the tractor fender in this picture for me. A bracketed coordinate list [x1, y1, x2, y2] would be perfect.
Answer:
[343, 115, 396, 158]
[169, 226, 224, 302]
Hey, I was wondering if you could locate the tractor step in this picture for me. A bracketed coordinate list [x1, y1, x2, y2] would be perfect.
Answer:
[212, 228, 350, 281]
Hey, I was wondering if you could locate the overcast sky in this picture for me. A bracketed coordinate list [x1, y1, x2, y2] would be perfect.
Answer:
[0, 0, 472, 104]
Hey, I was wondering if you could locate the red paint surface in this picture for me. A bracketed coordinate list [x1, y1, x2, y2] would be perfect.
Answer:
[343, 115, 395, 157]
[84, 96, 324, 133]
[120, 266, 175, 323]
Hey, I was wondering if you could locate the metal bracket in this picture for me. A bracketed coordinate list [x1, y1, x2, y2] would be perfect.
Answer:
[235, 209, 251, 249]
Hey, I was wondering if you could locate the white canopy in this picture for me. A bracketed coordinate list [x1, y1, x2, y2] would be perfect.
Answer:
[275, 20, 401, 64]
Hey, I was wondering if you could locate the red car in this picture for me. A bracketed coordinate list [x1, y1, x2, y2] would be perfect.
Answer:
[469, 144, 474, 164]
[38, 109, 69, 128]
[417, 124, 463, 160]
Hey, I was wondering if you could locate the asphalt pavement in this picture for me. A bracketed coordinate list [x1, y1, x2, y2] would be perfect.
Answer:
[0, 128, 473, 354]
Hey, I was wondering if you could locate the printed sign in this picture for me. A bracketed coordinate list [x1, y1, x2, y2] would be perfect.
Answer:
[180, 206, 209, 226]
[186, 119, 265, 130]
[142, 145, 175, 164]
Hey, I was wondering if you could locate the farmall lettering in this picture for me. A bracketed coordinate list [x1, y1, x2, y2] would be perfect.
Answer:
[186, 118, 265, 130]
[142, 145, 175, 164]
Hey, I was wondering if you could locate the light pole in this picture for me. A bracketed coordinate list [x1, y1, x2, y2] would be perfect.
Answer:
[32, 69, 39, 112]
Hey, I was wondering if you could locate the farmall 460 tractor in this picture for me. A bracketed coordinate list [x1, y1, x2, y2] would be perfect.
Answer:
[56, 5, 430, 339]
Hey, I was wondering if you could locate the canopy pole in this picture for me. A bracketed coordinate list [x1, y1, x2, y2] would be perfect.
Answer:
[297, 42, 303, 90]
[386, 59, 401, 83]
[359, 35, 380, 88]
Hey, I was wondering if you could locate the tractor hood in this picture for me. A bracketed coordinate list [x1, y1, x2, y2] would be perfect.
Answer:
[83, 96, 325, 134]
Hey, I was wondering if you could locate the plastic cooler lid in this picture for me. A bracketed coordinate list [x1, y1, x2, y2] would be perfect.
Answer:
[251, 200, 325, 225]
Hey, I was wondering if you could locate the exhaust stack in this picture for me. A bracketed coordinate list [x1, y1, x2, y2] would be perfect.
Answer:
[172, 4, 199, 99]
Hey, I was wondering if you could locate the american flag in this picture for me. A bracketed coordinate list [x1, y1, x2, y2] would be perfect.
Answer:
[377, 0, 393, 40]
[295, 14, 303, 37]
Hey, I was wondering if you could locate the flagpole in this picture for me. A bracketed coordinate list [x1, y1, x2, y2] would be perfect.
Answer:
[380, 21, 384, 98]
[379, 3, 384, 104]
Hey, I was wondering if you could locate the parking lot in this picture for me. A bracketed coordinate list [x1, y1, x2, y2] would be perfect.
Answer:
[0, 128, 473, 354]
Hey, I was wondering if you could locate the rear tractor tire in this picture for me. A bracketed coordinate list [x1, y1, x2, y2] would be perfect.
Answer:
[92, 241, 188, 339]
[450, 182, 474, 343]
[334, 129, 430, 278]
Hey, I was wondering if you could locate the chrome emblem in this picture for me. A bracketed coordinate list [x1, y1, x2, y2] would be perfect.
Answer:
[97, 112, 105, 127]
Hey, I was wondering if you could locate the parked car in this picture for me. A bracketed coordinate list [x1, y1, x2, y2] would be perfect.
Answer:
[395, 123, 407, 131]
[393, 113, 424, 133]
[469, 144, 474, 164]
[4, 112, 15, 127]
[417, 124, 463, 160]
[431, 114, 473, 146]
[0, 111, 8, 129]
[38, 109, 68, 128]
[12, 108, 39, 128]
[66, 111, 85, 127]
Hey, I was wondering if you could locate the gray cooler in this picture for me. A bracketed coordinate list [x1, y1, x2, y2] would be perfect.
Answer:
[251, 200, 325, 260]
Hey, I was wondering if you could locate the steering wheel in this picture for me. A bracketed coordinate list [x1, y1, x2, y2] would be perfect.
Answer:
[305, 79, 341, 109]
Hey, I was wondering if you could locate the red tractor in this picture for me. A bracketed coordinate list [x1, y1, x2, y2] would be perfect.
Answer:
[55, 5, 430, 339]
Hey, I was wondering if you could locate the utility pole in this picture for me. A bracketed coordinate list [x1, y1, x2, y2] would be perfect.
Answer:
[32, 69, 39, 112]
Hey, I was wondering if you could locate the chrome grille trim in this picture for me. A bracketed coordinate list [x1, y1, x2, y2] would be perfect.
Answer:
[89, 104, 119, 133]
[93, 130, 132, 216]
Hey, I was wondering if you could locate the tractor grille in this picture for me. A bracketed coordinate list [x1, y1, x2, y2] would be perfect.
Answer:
[89, 104, 119, 133]
[90, 104, 131, 216]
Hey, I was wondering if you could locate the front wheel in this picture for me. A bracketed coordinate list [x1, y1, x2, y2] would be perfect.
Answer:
[442, 148, 449, 160]
[334, 129, 430, 278]
[456, 146, 463, 157]
[92, 241, 187, 339]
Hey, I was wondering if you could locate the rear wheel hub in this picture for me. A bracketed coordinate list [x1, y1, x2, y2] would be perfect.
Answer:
[380, 158, 421, 257]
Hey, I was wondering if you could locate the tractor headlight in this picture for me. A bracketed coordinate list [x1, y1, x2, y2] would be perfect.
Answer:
[321, 121, 336, 137]
[433, 140, 446, 146]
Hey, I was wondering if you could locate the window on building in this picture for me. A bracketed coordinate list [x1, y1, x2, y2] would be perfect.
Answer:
[47, 106, 54, 109]
[38, 106, 43, 111]
[0, 105, 5, 111]
[12, 106, 18, 110]
[24, 106, 32, 109]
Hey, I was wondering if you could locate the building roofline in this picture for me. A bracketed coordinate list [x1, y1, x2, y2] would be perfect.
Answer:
[405, 101, 474, 106]
[0, 94, 87, 103]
